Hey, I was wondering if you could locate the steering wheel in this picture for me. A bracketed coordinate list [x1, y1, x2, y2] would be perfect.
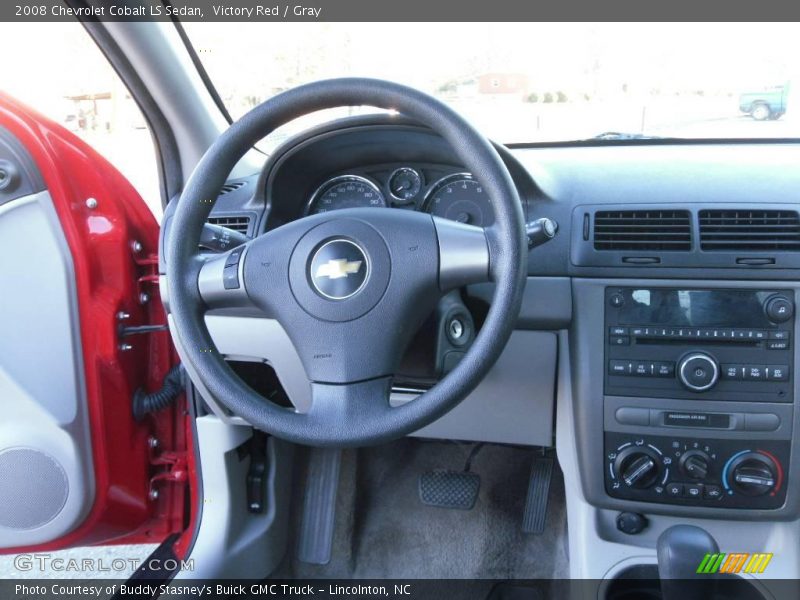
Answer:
[165, 78, 527, 447]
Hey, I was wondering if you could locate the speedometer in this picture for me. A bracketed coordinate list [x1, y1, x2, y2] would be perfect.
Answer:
[306, 175, 386, 215]
[423, 174, 492, 227]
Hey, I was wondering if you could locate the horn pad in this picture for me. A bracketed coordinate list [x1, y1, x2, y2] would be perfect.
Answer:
[288, 218, 391, 322]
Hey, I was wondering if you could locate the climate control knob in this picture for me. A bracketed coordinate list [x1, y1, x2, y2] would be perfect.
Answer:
[729, 452, 778, 497]
[678, 352, 719, 392]
[615, 447, 661, 489]
[680, 450, 710, 480]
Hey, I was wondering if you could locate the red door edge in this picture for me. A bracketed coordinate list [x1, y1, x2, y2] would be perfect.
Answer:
[0, 93, 195, 554]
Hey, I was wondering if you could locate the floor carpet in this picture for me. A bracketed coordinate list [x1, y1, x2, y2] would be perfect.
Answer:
[275, 438, 569, 582]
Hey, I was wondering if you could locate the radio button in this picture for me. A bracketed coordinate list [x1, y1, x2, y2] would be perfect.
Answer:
[632, 361, 652, 376]
[609, 293, 625, 308]
[609, 360, 631, 376]
[767, 365, 789, 381]
[609, 326, 628, 336]
[610, 335, 630, 346]
[770, 330, 790, 340]
[722, 364, 743, 379]
[767, 340, 789, 350]
[754, 330, 768, 340]
[744, 365, 766, 380]
[656, 362, 675, 377]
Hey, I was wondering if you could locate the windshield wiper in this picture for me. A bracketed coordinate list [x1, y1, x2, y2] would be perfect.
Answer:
[590, 131, 671, 141]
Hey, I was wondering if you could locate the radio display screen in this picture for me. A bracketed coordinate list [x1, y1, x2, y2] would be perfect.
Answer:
[615, 289, 777, 327]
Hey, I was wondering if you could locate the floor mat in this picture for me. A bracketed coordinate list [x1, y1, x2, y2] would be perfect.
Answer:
[276, 439, 569, 581]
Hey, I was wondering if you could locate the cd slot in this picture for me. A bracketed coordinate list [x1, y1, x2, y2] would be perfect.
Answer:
[635, 338, 760, 348]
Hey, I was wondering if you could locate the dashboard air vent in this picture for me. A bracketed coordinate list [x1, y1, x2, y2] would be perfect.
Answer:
[219, 181, 246, 196]
[207, 215, 251, 234]
[593, 210, 691, 251]
[699, 209, 800, 251]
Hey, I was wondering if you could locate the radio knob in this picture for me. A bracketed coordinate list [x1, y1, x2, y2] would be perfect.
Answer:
[680, 450, 710, 480]
[764, 295, 794, 324]
[678, 352, 719, 392]
[729, 452, 778, 496]
[615, 448, 661, 489]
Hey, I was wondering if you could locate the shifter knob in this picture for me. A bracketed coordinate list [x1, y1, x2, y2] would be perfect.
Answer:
[658, 525, 719, 600]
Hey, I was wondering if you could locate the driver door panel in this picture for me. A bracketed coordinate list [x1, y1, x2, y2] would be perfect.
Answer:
[0, 94, 189, 553]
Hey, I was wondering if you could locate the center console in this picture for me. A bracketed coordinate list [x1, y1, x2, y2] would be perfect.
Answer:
[602, 287, 793, 511]
[570, 279, 799, 519]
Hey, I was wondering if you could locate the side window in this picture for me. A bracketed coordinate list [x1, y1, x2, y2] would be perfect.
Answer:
[1, 22, 162, 219]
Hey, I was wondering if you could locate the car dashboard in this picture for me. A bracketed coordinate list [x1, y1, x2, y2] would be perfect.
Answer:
[194, 115, 800, 539]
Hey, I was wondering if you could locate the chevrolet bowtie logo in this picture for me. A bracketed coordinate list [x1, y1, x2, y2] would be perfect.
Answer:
[315, 259, 363, 280]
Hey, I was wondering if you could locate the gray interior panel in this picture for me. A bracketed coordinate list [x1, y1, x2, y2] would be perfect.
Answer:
[0, 192, 94, 547]
[175, 418, 292, 580]
[200, 315, 556, 446]
[467, 276, 572, 330]
[393, 330, 557, 446]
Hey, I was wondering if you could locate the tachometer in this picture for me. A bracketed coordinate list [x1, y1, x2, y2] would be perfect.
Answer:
[423, 174, 492, 227]
[306, 175, 386, 215]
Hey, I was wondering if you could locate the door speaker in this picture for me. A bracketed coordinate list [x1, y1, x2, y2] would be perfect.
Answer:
[0, 447, 68, 530]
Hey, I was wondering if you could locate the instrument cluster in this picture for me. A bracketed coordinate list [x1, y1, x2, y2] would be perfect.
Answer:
[304, 166, 495, 228]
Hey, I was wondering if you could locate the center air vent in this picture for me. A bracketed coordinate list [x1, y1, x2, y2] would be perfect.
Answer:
[593, 210, 691, 251]
[207, 215, 251, 235]
[699, 209, 800, 251]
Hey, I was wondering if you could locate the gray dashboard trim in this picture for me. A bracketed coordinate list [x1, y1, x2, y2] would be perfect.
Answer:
[468, 276, 572, 329]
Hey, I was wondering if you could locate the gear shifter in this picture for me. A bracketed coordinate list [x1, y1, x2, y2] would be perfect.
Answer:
[657, 525, 719, 600]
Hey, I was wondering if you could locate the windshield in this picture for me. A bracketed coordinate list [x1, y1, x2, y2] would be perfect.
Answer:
[184, 22, 800, 148]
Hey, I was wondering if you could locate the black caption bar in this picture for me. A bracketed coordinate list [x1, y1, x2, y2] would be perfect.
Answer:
[3, 0, 800, 22]
[5, 578, 799, 600]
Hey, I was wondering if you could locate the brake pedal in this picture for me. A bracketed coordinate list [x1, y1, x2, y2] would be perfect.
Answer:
[419, 470, 480, 510]
[297, 447, 341, 565]
[522, 455, 553, 534]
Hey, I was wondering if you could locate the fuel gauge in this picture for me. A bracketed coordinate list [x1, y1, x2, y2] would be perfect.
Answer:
[388, 167, 423, 202]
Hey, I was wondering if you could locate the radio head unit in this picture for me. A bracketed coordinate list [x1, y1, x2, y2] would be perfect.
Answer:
[605, 288, 794, 403]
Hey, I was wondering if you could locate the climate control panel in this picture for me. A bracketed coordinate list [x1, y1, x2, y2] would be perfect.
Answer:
[604, 432, 788, 509]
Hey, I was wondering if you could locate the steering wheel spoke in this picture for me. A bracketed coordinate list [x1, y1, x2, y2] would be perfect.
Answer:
[433, 217, 491, 290]
[197, 246, 257, 311]
[306, 377, 393, 427]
